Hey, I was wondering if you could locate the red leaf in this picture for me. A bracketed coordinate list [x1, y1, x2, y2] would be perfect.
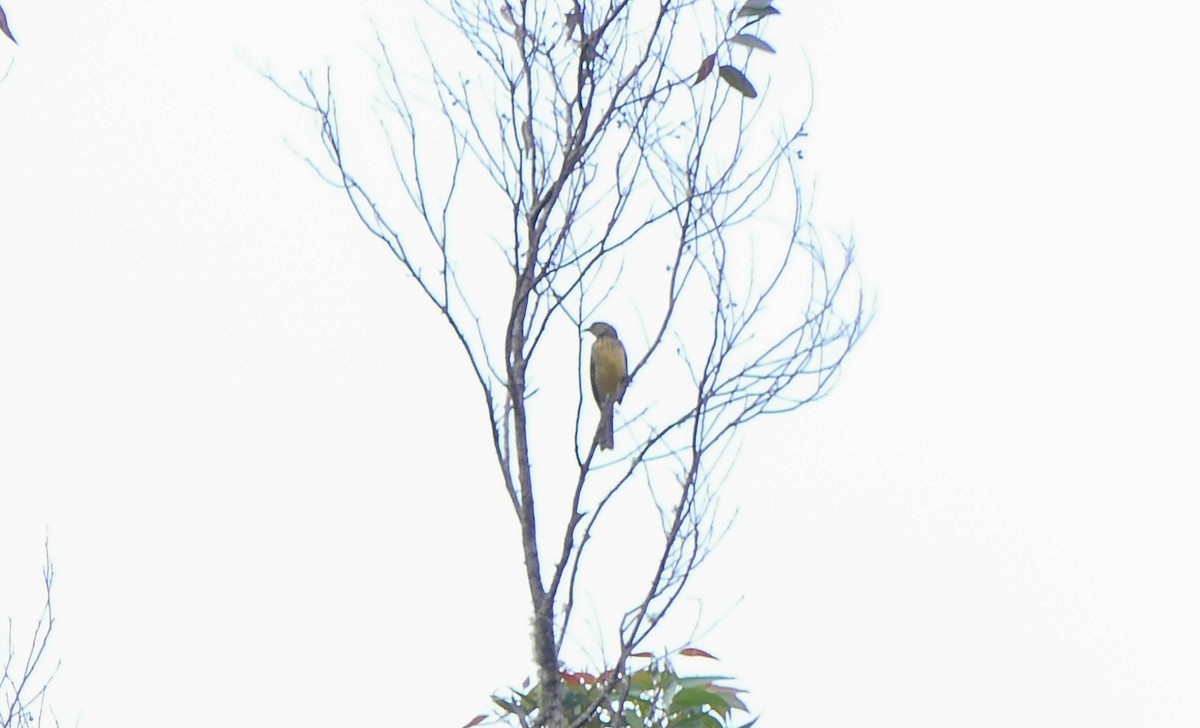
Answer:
[560, 670, 591, 686]
[631, 651, 655, 658]
[461, 715, 486, 728]
[680, 647, 719, 659]
[694, 53, 717, 85]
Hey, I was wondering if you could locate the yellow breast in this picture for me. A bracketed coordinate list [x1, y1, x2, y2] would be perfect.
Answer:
[591, 338, 627, 405]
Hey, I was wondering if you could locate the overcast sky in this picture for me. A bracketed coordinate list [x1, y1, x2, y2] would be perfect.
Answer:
[2, 1, 1198, 727]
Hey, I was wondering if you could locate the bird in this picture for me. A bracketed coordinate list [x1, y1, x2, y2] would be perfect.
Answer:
[586, 321, 629, 451]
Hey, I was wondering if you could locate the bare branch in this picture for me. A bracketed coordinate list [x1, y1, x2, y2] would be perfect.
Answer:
[1, 542, 62, 728]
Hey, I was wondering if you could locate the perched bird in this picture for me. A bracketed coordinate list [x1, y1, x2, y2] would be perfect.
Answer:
[587, 321, 629, 450]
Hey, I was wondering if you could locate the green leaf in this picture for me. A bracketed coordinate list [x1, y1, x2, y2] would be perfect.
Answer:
[668, 714, 722, 728]
[628, 668, 657, 692]
[624, 709, 647, 728]
[731, 34, 776, 53]
[706, 685, 749, 713]
[718, 66, 758, 98]
[737, 6, 781, 19]
[622, 694, 653, 712]
[671, 686, 731, 716]
[676, 675, 735, 688]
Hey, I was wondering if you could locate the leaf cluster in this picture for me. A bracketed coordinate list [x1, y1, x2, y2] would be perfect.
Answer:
[481, 650, 756, 728]
[693, 0, 782, 98]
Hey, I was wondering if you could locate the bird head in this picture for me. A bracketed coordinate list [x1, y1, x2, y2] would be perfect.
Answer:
[587, 321, 619, 339]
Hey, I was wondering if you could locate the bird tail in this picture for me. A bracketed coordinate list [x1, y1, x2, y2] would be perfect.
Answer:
[598, 405, 614, 450]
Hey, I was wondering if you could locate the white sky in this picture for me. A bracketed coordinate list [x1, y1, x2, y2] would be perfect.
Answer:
[2, 1, 1198, 727]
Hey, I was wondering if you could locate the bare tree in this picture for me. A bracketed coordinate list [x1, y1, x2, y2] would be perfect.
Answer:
[279, 1, 866, 725]
[2, 544, 61, 728]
